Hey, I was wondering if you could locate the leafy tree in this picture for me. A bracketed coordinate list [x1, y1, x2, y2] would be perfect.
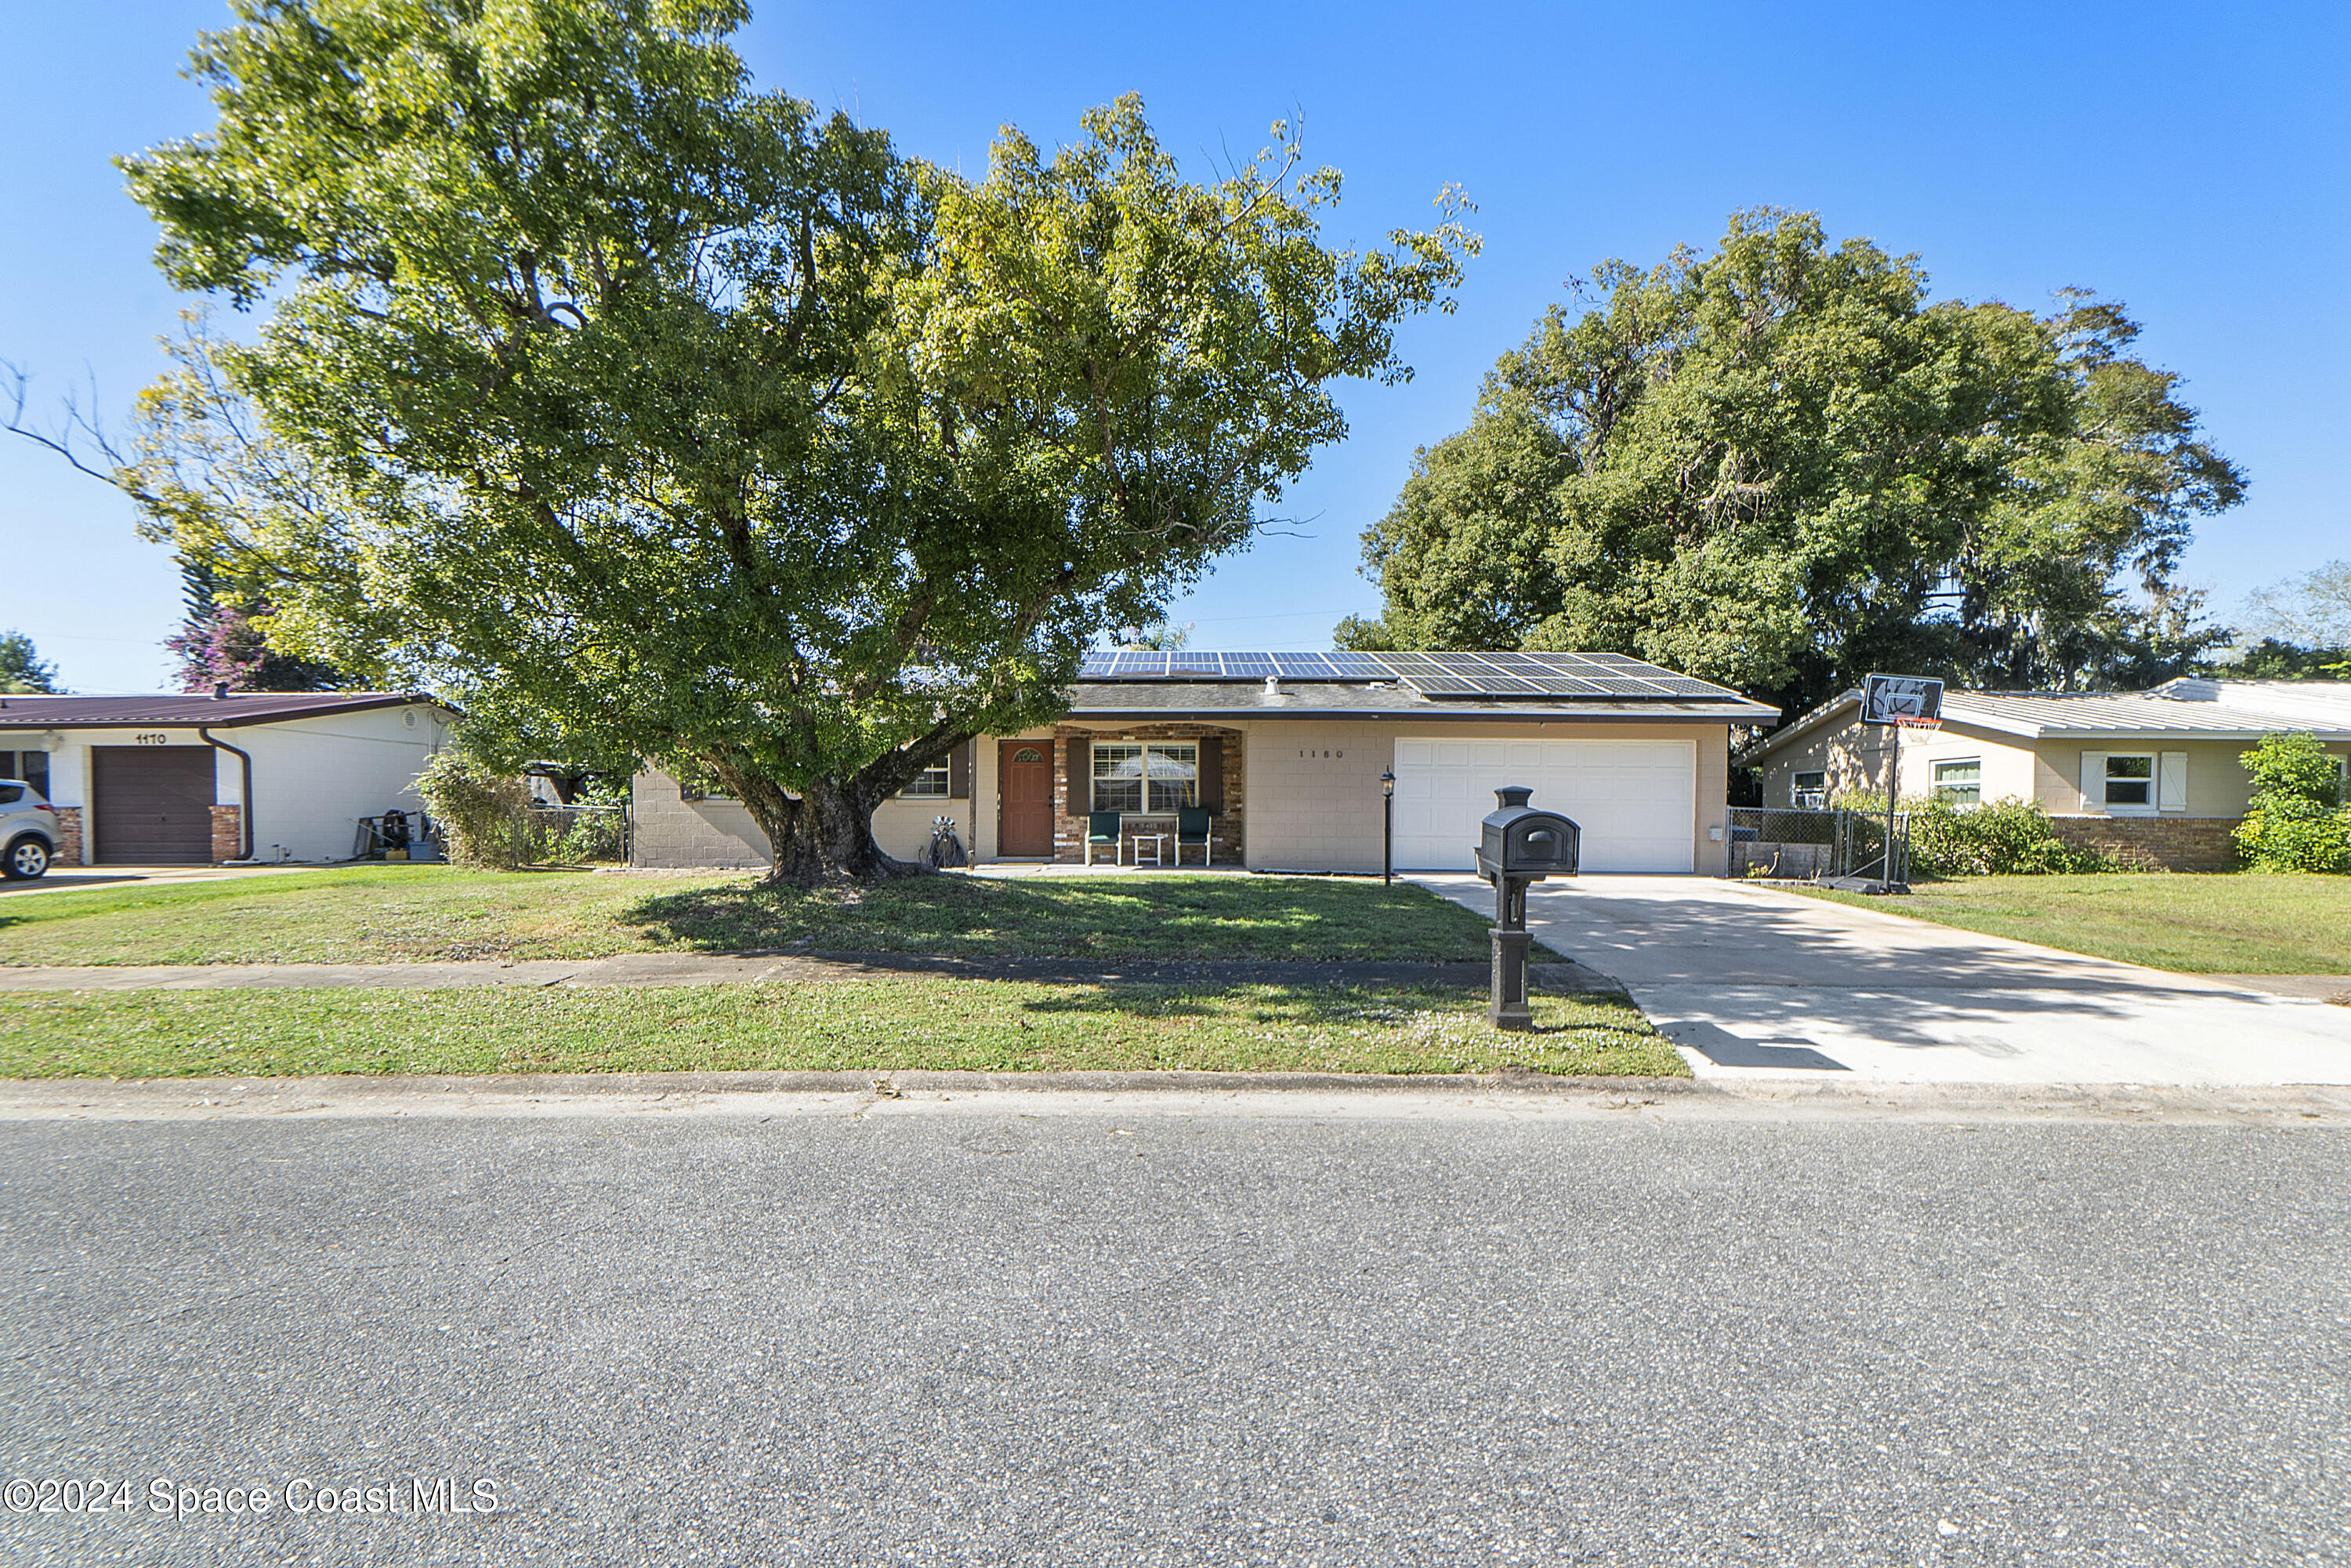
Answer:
[110, 0, 1473, 882]
[2241, 559, 2351, 650]
[0, 630, 60, 694]
[1343, 211, 2244, 719]
[165, 557, 343, 692]
[2234, 731, 2351, 873]
[1118, 620, 1194, 651]
[2216, 638, 2351, 681]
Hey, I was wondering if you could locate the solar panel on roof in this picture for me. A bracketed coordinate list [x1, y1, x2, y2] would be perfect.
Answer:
[1110, 652, 1168, 675]
[1324, 653, 1392, 677]
[1168, 653, 1223, 675]
[1219, 654, 1276, 676]
[1078, 652, 1119, 677]
[1271, 653, 1336, 678]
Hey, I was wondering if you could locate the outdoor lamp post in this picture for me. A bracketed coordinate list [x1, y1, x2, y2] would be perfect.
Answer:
[1380, 769, 1395, 885]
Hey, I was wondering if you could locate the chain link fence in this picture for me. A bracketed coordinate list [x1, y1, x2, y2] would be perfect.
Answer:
[1730, 807, 1909, 882]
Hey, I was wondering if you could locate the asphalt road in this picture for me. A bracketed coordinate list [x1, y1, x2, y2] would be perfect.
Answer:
[4, 1103, 2347, 1565]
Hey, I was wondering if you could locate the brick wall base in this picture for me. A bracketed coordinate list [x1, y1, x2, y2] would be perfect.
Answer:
[210, 805, 243, 864]
[1051, 723, 1245, 865]
[2049, 815, 2241, 872]
[51, 806, 82, 866]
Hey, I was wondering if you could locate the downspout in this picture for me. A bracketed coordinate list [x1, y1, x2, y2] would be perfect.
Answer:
[197, 728, 255, 860]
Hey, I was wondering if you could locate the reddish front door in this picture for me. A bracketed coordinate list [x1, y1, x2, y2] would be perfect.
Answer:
[998, 742, 1055, 856]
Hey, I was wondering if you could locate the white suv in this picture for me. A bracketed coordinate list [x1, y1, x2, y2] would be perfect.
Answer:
[1, 780, 62, 879]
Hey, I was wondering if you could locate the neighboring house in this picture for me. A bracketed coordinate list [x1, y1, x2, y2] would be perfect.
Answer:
[633, 651, 1777, 875]
[0, 691, 455, 865]
[1743, 679, 2351, 871]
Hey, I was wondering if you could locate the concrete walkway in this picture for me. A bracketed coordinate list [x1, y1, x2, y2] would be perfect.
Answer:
[0, 863, 341, 898]
[1414, 873, 2351, 1088]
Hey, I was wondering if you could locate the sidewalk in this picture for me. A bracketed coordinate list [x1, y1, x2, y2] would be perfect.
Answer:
[0, 864, 339, 899]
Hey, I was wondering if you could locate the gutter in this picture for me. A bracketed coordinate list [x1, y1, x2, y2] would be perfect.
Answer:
[197, 727, 255, 860]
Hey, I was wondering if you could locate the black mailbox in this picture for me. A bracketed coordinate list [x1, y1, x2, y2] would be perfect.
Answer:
[1475, 786, 1580, 880]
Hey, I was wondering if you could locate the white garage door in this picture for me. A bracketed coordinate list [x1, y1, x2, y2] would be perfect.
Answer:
[1392, 737, 1696, 873]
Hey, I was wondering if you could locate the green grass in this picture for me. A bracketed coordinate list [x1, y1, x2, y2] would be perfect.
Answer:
[0, 979, 1679, 1080]
[1791, 873, 2351, 973]
[0, 866, 1519, 967]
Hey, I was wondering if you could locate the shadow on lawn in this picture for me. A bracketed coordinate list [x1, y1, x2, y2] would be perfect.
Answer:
[1012, 980, 1639, 1039]
[621, 875, 1492, 961]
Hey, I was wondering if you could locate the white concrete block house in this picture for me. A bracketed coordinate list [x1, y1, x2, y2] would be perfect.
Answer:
[0, 692, 456, 865]
[633, 651, 1777, 876]
[1741, 679, 2351, 871]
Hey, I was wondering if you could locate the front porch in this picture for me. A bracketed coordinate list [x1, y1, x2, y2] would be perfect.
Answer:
[1021, 722, 1246, 867]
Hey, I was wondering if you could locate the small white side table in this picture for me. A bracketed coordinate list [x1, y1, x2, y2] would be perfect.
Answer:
[1132, 833, 1168, 868]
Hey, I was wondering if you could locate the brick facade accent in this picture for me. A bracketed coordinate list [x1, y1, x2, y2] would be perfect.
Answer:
[51, 806, 82, 867]
[209, 805, 243, 863]
[2049, 815, 2241, 872]
[1051, 723, 1244, 865]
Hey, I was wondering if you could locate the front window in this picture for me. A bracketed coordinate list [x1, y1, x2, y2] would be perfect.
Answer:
[1791, 771, 1826, 809]
[900, 763, 949, 799]
[2103, 754, 2154, 809]
[1933, 759, 1981, 806]
[1092, 741, 1197, 813]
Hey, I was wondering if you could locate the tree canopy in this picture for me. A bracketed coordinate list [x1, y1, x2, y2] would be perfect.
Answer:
[1339, 211, 2244, 720]
[0, 632, 60, 695]
[115, 0, 1473, 880]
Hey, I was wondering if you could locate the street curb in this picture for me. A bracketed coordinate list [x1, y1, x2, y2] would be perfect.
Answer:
[0, 1066, 1703, 1103]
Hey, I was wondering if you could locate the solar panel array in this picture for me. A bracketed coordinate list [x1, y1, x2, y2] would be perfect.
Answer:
[1072, 650, 1739, 701]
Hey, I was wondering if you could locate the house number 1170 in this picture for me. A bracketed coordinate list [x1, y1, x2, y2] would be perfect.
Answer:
[134, 733, 170, 745]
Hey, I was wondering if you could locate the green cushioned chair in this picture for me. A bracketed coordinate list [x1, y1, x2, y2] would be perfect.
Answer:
[1085, 811, 1122, 866]
[1176, 806, 1212, 867]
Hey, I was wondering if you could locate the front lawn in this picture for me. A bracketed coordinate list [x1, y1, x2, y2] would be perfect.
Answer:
[0, 867, 1521, 967]
[0, 979, 1678, 1080]
[1791, 874, 2351, 973]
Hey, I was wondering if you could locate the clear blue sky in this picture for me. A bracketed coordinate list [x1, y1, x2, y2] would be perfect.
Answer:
[3, 1, 2343, 692]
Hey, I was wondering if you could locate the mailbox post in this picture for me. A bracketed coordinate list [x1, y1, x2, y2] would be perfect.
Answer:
[1473, 786, 1580, 1030]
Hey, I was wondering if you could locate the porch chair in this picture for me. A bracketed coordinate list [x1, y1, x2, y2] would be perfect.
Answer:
[1176, 806, 1212, 867]
[1085, 811, 1122, 866]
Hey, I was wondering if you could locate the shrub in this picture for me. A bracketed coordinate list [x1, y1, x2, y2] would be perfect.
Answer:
[415, 750, 534, 869]
[2236, 732, 2351, 873]
[1908, 796, 2111, 877]
[1836, 791, 2110, 877]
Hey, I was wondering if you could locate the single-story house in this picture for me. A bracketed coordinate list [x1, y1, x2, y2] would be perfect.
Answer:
[632, 650, 1777, 876]
[1742, 678, 2351, 871]
[0, 691, 456, 865]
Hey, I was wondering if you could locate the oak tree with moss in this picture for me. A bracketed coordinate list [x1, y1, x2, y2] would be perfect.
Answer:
[118, 0, 1473, 881]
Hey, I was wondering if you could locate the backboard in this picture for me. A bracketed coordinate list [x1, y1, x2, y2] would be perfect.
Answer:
[1860, 673, 1944, 726]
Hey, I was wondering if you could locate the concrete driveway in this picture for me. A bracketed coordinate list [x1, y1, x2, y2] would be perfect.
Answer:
[1415, 875, 2351, 1087]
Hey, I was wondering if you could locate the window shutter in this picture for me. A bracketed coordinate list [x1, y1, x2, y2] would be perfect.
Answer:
[2080, 751, 2107, 812]
[1196, 736, 1223, 810]
[1067, 738, 1088, 817]
[2158, 751, 2188, 813]
[948, 741, 971, 800]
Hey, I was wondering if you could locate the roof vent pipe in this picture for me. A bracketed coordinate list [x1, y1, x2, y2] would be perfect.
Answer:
[212, 681, 230, 700]
[1264, 676, 1280, 696]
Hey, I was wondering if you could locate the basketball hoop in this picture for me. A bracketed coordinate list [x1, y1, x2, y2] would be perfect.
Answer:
[1890, 714, 1942, 734]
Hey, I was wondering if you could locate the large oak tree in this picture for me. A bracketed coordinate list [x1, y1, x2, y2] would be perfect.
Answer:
[118, 0, 1473, 881]
[1339, 211, 2244, 720]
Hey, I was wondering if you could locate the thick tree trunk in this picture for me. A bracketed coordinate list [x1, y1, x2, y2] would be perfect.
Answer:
[716, 766, 918, 887]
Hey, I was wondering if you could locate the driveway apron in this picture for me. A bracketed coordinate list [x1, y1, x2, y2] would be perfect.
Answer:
[1413, 874, 2351, 1086]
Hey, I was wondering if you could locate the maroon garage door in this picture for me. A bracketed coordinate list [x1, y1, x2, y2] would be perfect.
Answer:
[92, 746, 216, 864]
